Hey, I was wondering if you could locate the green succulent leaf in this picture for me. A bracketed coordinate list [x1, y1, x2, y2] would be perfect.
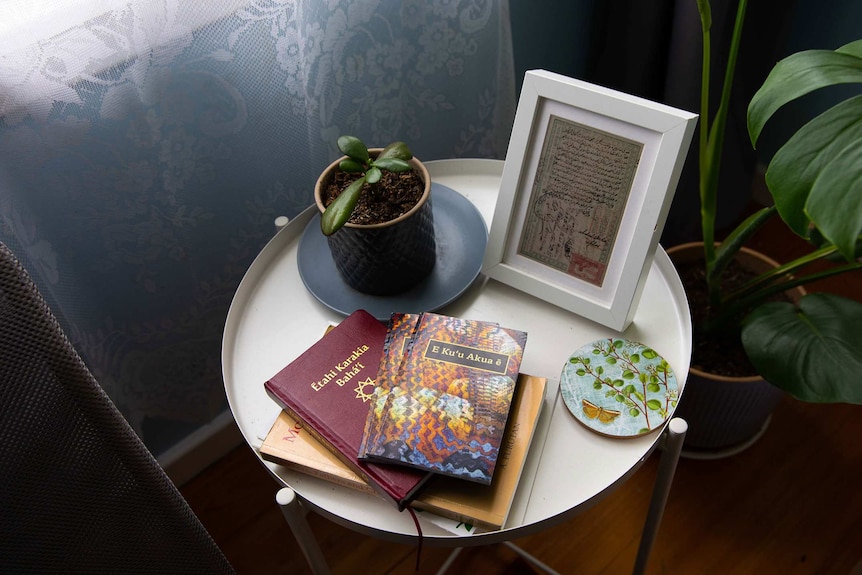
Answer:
[642, 349, 657, 359]
[338, 158, 366, 173]
[629, 408, 640, 417]
[630, 354, 640, 363]
[647, 383, 661, 393]
[373, 157, 412, 172]
[366, 166, 382, 184]
[622, 370, 634, 380]
[376, 141, 413, 161]
[741, 293, 862, 403]
[320, 176, 366, 236]
[337, 135, 370, 163]
[646, 399, 662, 411]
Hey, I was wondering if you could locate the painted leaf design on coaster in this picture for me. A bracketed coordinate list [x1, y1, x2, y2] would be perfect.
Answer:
[560, 339, 679, 438]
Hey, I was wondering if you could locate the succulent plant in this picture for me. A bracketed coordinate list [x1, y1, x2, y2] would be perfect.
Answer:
[320, 135, 414, 236]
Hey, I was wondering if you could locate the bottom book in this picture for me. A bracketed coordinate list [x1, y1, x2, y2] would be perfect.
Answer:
[260, 373, 547, 531]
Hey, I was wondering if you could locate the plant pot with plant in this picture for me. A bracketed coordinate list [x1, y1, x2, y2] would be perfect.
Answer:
[673, 0, 862, 455]
[314, 135, 436, 296]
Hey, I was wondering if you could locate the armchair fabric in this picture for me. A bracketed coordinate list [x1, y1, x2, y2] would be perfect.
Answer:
[0, 241, 235, 574]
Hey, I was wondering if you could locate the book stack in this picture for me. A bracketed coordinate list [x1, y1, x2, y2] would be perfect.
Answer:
[262, 309, 545, 531]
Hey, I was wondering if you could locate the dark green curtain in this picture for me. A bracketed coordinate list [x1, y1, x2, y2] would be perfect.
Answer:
[511, 0, 799, 246]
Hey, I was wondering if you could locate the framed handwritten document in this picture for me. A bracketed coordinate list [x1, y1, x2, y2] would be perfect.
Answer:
[482, 70, 697, 331]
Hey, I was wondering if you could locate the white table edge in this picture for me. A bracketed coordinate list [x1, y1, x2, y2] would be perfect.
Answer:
[222, 158, 692, 545]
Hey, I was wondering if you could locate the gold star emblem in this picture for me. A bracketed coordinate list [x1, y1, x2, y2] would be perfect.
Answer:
[354, 377, 376, 403]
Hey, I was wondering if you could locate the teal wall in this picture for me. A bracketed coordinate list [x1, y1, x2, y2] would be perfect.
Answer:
[509, 0, 599, 94]
[511, 0, 861, 163]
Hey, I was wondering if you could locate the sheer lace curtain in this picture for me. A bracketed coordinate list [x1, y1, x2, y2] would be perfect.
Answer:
[0, 0, 515, 456]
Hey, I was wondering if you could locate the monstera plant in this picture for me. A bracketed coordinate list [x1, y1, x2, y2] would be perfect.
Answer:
[689, 0, 862, 404]
[743, 37, 862, 402]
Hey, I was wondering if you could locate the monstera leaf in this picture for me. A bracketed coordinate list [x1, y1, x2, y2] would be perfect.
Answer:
[741, 293, 862, 403]
[748, 40, 862, 261]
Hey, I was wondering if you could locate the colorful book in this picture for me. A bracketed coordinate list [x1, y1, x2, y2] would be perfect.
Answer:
[362, 312, 528, 484]
[263, 309, 431, 510]
[358, 312, 420, 459]
[411, 373, 546, 529]
[261, 374, 547, 530]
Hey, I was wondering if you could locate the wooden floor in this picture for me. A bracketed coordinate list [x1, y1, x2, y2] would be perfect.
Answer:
[182, 184, 862, 574]
[182, 397, 862, 574]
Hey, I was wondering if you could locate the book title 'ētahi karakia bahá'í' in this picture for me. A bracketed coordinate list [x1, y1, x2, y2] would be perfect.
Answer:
[264, 309, 431, 509]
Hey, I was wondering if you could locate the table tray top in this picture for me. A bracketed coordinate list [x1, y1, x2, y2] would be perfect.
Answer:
[222, 159, 691, 543]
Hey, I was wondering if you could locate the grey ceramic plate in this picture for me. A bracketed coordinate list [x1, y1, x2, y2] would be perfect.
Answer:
[297, 183, 488, 321]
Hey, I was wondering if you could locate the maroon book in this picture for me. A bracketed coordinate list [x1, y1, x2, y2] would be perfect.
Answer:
[264, 309, 431, 510]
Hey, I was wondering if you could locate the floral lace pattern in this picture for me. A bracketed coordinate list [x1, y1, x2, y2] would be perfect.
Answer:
[0, 0, 514, 455]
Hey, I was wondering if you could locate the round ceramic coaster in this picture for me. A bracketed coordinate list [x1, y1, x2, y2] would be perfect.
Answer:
[560, 338, 679, 438]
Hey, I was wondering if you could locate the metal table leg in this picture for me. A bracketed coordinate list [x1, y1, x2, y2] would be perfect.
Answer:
[632, 417, 688, 575]
[280, 418, 687, 575]
[277, 487, 332, 575]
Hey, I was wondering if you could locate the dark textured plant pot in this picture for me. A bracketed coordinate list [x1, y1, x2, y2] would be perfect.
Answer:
[668, 242, 803, 458]
[674, 365, 784, 458]
[314, 151, 435, 296]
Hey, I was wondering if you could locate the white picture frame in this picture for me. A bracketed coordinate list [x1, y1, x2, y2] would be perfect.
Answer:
[482, 70, 697, 331]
